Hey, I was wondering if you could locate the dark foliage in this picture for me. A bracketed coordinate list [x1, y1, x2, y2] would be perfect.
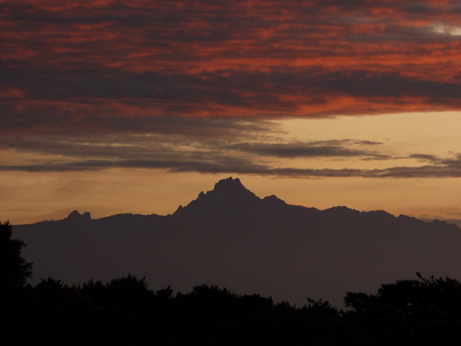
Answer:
[4, 220, 461, 345]
[0, 220, 32, 289]
[9, 273, 461, 346]
[343, 274, 461, 346]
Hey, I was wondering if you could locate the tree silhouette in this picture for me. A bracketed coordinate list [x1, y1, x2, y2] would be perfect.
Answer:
[0, 221, 33, 288]
[343, 274, 461, 345]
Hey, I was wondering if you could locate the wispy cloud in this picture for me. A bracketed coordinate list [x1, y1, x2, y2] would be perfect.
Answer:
[0, 134, 387, 164]
[3, 154, 461, 179]
[2, 131, 460, 179]
[228, 141, 390, 160]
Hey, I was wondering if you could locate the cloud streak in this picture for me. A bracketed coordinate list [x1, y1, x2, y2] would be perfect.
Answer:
[1, 132, 460, 179]
[228, 141, 390, 160]
[2, 154, 461, 179]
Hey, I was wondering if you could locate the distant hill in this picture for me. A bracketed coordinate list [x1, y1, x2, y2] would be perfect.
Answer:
[13, 177, 461, 307]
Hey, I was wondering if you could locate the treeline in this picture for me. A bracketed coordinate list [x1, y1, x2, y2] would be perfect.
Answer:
[3, 221, 461, 345]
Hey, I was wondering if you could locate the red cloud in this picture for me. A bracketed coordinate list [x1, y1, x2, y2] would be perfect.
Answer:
[2, 0, 461, 134]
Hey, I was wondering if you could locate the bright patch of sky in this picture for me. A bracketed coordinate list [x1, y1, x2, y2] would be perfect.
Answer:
[431, 23, 461, 36]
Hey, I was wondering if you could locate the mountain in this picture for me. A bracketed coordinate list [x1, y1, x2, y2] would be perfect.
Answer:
[13, 177, 461, 307]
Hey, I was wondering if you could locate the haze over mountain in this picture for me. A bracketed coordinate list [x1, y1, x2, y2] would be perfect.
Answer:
[14, 177, 461, 306]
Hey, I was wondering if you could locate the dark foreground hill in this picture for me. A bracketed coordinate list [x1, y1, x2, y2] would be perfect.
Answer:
[14, 177, 461, 306]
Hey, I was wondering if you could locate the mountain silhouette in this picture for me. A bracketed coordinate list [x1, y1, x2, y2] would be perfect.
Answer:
[13, 177, 461, 306]
[173, 177, 309, 227]
[175, 177, 260, 216]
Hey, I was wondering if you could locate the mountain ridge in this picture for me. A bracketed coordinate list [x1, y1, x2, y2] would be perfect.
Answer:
[13, 177, 461, 307]
[27, 177, 457, 231]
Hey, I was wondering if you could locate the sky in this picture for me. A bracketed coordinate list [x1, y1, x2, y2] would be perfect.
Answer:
[2, 0, 461, 225]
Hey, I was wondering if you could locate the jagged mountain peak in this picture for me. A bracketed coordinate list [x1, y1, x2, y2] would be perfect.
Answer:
[174, 177, 264, 216]
[213, 177, 245, 191]
[203, 177, 257, 200]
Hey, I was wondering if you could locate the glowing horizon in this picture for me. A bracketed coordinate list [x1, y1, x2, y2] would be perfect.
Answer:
[2, 1, 461, 227]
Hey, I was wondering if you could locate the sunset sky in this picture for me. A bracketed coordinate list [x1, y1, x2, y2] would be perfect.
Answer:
[2, 0, 461, 225]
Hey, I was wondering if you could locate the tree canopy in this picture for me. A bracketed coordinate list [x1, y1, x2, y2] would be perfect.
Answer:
[0, 220, 32, 288]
